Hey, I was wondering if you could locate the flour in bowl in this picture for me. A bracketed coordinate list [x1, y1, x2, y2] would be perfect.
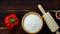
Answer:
[23, 14, 43, 33]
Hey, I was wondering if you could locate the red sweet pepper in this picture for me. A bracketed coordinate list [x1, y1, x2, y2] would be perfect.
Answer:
[4, 13, 19, 29]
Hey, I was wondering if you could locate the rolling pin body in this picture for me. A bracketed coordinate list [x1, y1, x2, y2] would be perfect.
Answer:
[38, 4, 59, 33]
[42, 12, 59, 32]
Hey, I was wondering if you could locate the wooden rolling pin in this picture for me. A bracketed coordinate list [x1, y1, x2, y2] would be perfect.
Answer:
[38, 4, 60, 34]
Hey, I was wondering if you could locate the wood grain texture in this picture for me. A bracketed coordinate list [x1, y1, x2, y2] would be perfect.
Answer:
[0, 0, 59, 10]
[0, 10, 59, 34]
[0, 0, 60, 34]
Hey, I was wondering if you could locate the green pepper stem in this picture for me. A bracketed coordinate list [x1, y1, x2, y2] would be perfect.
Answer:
[10, 18, 15, 24]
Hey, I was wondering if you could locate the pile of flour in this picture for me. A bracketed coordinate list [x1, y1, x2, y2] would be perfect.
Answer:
[24, 14, 43, 33]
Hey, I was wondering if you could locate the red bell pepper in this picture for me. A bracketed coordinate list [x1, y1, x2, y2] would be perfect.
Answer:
[4, 13, 19, 29]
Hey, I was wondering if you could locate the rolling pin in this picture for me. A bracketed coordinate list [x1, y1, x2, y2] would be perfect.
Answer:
[38, 4, 60, 34]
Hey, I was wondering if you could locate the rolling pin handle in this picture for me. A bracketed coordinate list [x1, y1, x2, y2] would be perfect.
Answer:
[56, 31, 60, 34]
[38, 4, 46, 14]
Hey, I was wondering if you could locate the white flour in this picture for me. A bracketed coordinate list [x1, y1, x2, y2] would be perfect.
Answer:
[24, 14, 43, 33]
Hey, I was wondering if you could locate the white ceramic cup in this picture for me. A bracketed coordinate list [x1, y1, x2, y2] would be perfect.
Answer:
[56, 10, 60, 19]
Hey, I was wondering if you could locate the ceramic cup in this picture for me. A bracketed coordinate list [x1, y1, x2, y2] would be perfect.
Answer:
[56, 10, 60, 19]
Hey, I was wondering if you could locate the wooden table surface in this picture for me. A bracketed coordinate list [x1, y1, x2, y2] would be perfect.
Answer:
[0, 10, 60, 34]
[0, 0, 60, 34]
[0, 0, 60, 10]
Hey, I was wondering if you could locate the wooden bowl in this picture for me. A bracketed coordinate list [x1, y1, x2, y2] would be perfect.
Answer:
[21, 11, 43, 34]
